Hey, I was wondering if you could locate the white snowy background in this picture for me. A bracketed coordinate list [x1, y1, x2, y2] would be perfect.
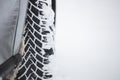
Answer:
[54, 0, 120, 80]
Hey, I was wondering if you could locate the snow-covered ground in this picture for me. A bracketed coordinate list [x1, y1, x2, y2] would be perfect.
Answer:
[55, 0, 120, 80]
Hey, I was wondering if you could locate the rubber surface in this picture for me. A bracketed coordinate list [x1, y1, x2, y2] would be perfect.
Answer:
[16, 0, 55, 80]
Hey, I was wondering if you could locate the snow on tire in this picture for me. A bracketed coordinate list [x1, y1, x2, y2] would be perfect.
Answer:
[16, 0, 56, 80]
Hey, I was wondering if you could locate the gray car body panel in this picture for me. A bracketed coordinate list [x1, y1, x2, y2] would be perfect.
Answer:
[14, 0, 28, 55]
[0, 0, 28, 65]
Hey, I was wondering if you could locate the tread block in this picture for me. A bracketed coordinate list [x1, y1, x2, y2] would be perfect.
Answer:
[25, 44, 30, 52]
[33, 23, 41, 32]
[19, 75, 26, 80]
[27, 23, 34, 32]
[17, 67, 26, 77]
[36, 69, 43, 77]
[26, 68, 32, 77]
[36, 54, 43, 62]
[31, 6, 39, 16]
[37, 62, 43, 69]
[29, 47, 35, 55]
[35, 39, 42, 48]
[32, 16, 40, 24]
[27, 9, 32, 17]
[29, 0, 37, 6]
[25, 59, 32, 68]
[30, 56, 36, 63]
[34, 31, 42, 40]
[35, 46, 42, 55]
[28, 31, 34, 40]
[26, 15, 33, 25]
[29, 39, 35, 48]
[25, 51, 30, 60]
